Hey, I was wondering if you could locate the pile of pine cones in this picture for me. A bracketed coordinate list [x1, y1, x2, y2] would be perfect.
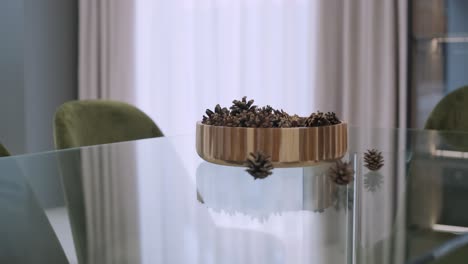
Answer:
[202, 96, 341, 128]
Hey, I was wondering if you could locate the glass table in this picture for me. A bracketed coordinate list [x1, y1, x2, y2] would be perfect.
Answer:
[1, 127, 468, 264]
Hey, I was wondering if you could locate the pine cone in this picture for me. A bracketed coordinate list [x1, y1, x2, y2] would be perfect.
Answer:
[255, 113, 273, 128]
[271, 110, 289, 127]
[230, 96, 256, 115]
[289, 115, 306, 127]
[364, 149, 384, 171]
[202, 104, 230, 126]
[237, 110, 255, 127]
[223, 115, 240, 127]
[325, 112, 341, 125]
[245, 151, 274, 179]
[305, 111, 331, 127]
[329, 160, 354, 185]
[277, 115, 292, 128]
[259, 105, 275, 115]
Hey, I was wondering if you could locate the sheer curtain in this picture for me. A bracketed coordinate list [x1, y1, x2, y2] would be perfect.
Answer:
[79, 0, 136, 102]
[134, 0, 317, 135]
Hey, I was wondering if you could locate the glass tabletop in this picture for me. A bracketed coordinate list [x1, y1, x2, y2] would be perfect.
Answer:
[1, 127, 468, 264]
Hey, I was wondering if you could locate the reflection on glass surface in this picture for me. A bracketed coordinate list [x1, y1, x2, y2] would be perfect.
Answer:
[0, 158, 68, 263]
[0, 128, 468, 263]
[196, 162, 348, 216]
[352, 128, 468, 263]
[196, 161, 352, 263]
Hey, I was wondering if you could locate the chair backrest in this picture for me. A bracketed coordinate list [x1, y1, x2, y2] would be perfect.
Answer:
[54, 100, 163, 149]
[0, 143, 10, 157]
[425, 86, 468, 132]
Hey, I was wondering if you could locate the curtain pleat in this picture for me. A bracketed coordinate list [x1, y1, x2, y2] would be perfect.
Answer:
[79, 0, 135, 102]
[81, 145, 140, 264]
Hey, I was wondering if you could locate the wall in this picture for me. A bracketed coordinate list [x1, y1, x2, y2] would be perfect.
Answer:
[0, 0, 78, 208]
[0, 0, 78, 155]
[0, 0, 26, 154]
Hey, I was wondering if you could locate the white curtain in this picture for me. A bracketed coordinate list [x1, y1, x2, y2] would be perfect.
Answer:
[80, 0, 318, 136]
[79, 0, 407, 135]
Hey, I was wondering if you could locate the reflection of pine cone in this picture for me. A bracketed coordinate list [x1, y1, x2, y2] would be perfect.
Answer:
[245, 151, 274, 179]
[329, 160, 354, 185]
[334, 185, 353, 211]
[230, 96, 256, 115]
[364, 149, 384, 171]
[364, 171, 383, 192]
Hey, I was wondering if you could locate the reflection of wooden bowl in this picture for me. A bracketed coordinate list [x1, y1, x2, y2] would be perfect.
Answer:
[196, 122, 348, 168]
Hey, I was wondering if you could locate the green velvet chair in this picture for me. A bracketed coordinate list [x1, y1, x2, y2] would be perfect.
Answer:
[419, 86, 468, 263]
[425, 86, 468, 150]
[54, 100, 163, 149]
[0, 143, 10, 157]
[425, 86, 468, 132]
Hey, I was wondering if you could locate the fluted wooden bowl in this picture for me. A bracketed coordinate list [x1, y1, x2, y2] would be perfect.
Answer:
[196, 122, 348, 168]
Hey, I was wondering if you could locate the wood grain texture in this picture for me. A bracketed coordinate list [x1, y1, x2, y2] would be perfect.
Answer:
[196, 122, 348, 167]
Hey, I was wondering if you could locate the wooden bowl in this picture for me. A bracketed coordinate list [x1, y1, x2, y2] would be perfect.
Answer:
[196, 122, 348, 167]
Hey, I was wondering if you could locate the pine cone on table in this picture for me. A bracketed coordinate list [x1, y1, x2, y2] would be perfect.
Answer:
[329, 160, 354, 185]
[364, 149, 384, 171]
[245, 151, 274, 179]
